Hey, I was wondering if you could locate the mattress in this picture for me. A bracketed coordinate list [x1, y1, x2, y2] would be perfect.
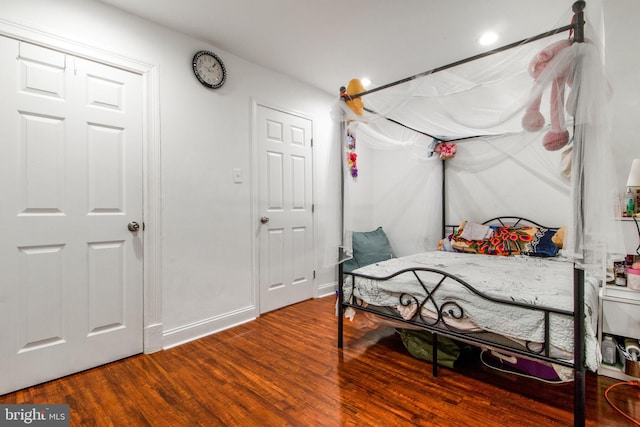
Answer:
[343, 251, 601, 371]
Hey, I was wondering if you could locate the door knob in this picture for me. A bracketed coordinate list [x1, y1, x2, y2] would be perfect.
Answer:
[260, 216, 270, 224]
[128, 221, 140, 232]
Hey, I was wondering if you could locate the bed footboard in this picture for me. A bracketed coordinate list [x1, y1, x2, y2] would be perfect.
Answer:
[339, 264, 578, 376]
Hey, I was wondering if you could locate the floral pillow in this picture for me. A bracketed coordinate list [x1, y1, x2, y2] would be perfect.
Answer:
[451, 225, 536, 256]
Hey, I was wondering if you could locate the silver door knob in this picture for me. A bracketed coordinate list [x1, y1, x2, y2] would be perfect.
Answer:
[128, 221, 140, 232]
[260, 216, 270, 224]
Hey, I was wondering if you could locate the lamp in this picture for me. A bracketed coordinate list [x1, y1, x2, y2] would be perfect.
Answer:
[627, 159, 640, 188]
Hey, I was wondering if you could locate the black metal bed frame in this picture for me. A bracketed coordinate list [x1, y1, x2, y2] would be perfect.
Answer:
[337, 3, 589, 426]
[339, 216, 572, 366]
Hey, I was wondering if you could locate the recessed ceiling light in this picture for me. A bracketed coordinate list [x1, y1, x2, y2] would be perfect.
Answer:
[479, 32, 498, 46]
[361, 77, 371, 87]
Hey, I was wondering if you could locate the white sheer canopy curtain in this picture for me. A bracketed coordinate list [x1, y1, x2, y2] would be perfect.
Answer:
[327, 1, 623, 282]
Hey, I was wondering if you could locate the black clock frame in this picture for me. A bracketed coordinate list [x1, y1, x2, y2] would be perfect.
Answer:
[192, 50, 226, 89]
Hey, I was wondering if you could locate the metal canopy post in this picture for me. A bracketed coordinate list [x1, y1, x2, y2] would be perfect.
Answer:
[571, 2, 587, 427]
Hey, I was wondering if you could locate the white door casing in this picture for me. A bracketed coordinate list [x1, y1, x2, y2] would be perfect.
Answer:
[0, 39, 144, 395]
[256, 104, 314, 313]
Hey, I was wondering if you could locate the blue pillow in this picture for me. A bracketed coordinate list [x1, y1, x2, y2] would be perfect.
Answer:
[523, 227, 559, 257]
[351, 227, 394, 267]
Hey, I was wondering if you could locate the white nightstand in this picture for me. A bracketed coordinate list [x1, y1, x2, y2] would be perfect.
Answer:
[597, 217, 640, 380]
[598, 285, 640, 380]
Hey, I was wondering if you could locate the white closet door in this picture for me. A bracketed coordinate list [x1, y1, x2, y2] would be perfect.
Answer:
[257, 105, 314, 313]
[0, 38, 144, 395]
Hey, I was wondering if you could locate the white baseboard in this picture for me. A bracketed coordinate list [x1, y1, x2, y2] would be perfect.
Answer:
[161, 290, 338, 351]
[317, 281, 337, 298]
[162, 305, 257, 350]
[144, 323, 163, 354]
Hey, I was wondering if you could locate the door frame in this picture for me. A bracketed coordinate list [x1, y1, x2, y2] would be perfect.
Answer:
[0, 19, 163, 353]
[250, 99, 316, 315]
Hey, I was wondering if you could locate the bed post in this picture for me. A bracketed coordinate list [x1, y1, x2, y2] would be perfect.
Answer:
[432, 334, 439, 377]
[571, 2, 586, 427]
[338, 247, 345, 349]
[573, 268, 585, 427]
[441, 159, 446, 239]
[338, 105, 347, 350]
[573, 1, 586, 43]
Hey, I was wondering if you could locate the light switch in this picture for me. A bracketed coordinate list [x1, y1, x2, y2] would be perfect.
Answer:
[233, 168, 243, 183]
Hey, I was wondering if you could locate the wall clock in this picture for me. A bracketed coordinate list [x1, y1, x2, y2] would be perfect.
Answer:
[192, 50, 226, 89]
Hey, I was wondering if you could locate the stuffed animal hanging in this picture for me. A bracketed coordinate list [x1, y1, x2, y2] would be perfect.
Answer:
[346, 130, 358, 178]
[521, 39, 574, 151]
[340, 78, 366, 116]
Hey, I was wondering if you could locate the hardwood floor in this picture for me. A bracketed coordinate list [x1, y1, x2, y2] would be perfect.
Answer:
[1, 296, 638, 426]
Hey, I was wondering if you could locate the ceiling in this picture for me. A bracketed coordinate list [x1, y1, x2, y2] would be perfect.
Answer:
[97, 0, 577, 96]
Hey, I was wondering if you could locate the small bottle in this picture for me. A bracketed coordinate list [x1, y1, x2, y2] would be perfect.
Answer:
[626, 187, 636, 217]
[615, 261, 628, 287]
[602, 335, 617, 365]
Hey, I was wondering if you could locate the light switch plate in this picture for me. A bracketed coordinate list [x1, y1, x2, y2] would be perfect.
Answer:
[233, 168, 243, 183]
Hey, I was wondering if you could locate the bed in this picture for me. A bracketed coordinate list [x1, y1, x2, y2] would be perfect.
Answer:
[340, 218, 600, 376]
[333, 2, 616, 426]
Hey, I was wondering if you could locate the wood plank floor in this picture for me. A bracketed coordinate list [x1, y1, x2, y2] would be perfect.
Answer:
[1, 296, 639, 426]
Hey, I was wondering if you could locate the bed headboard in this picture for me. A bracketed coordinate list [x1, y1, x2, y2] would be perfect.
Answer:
[481, 216, 546, 228]
[443, 216, 561, 258]
[444, 216, 551, 236]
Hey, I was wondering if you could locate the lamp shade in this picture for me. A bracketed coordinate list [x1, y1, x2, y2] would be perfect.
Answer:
[627, 159, 640, 187]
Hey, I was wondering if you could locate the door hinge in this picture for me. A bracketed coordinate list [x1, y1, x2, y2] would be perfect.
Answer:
[312, 204, 315, 213]
[311, 138, 313, 147]
[313, 270, 316, 279]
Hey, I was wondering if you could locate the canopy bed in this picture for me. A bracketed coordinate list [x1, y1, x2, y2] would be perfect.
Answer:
[332, 2, 623, 426]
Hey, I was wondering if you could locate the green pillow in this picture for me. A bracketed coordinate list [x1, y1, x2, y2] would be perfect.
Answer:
[351, 227, 394, 267]
[342, 257, 360, 273]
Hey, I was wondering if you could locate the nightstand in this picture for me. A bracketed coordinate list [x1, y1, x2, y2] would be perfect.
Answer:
[597, 217, 640, 380]
[598, 282, 640, 380]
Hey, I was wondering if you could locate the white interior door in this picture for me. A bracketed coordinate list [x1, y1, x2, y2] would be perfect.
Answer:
[0, 38, 143, 395]
[257, 105, 314, 313]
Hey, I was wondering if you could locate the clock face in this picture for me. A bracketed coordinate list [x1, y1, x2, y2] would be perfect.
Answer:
[192, 50, 226, 89]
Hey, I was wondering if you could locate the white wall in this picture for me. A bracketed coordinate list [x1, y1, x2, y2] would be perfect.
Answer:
[0, 0, 339, 348]
[604, 0, 640, 192]
[604, 0, 640, 255]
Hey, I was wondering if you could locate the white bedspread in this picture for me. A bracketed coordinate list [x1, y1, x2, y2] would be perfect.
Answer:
[345, 251, 601, 371]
